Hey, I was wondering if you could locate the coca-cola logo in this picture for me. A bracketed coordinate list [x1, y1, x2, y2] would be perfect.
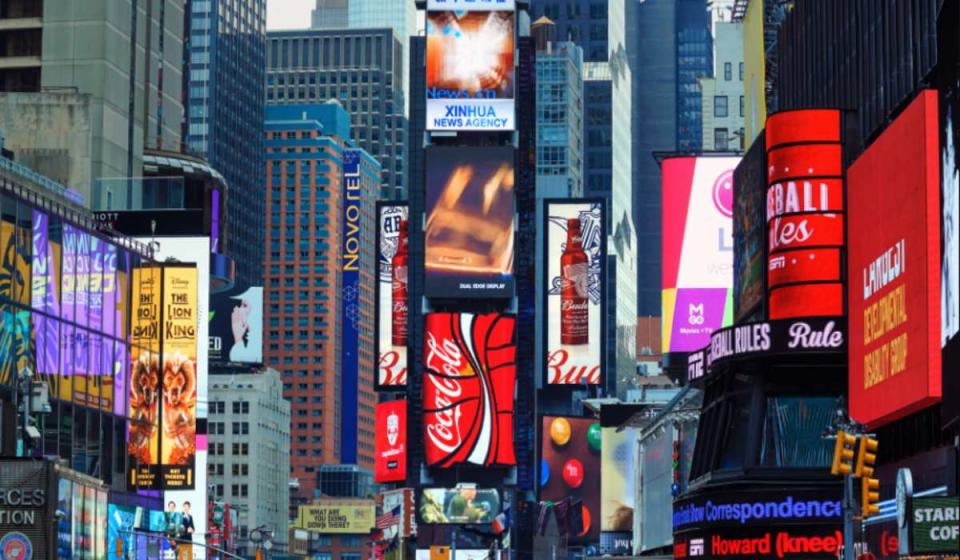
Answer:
[713, 169, 735, 218]
[424, 332, 467, 455]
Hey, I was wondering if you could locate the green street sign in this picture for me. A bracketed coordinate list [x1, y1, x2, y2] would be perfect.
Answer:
[911, 496, 959, 553]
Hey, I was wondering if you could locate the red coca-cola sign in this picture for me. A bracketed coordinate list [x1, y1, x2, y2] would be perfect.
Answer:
[765, 109, 846, 319]
[422, 312, 516, 468]
[375, 400, 407, 483]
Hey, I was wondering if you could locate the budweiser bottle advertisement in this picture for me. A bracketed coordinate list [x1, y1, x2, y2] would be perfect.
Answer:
[392, 219, 409, 346]
[561, 218, 589, 345]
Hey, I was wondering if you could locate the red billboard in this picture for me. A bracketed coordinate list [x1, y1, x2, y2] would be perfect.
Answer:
[375, 400, 408, 483]
[848, 90, 942, 427]
[765, 109, 845, 320]
[422, 312, 516, 468]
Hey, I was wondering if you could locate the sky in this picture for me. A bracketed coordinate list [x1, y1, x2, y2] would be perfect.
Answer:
[267, 0, 314, 31]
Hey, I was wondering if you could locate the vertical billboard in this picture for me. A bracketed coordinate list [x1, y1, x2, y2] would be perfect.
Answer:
[848, 91, 942, 428]
[208, 284, 263, 365]
[128, 265, 162, 490]
[425, 1, 515, 131]
[733, 135, 767, 322]
[543, 200, 605, 385]
[374, 399, 408, 483]
[600, 427, 636, 555]
[423, 312, 516, 467]
[377, 203, 409, 388]
[941, 47, 960, 429]
[341, 149, 362, 464]
[661, 156, 740, 353]
[765, 109, 845, 320]
[425, 147, 515, 299]
[539, 416, 602, 543]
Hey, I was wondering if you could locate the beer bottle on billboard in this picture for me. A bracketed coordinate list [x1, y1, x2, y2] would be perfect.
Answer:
[561, 218, 589, 345]
[392, 219, 409, 346]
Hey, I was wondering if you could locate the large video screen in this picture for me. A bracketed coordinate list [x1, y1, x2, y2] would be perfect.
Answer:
[848, 91, 942, 428]
[376, 203, 409, 388]
[425, 6, 515, 131]
[543, 200, 605, 385]
[942, 69, 960, 430]
[419, 487, 502, 524]
[661, 156, 740, 353]
[425, 147, 515, 299]
[209, 285, 263, 365]
[539, 416, 602, 543]
[128, 266, 163, 490]
[423, 312, 516, 467]
[733, 136, 766, 322]
[374, 400, 407, 483]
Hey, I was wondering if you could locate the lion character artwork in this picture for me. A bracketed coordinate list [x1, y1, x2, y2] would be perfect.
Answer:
[129, 352, 161, 465]
[162, 351, 197, 464]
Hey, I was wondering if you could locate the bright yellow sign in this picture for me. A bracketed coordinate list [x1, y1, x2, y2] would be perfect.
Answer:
[295, 500, 376, 533]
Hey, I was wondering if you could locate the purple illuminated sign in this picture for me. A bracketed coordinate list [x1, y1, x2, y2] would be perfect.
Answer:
[32, 210, 60, 375]
[669, 288, 730, 352]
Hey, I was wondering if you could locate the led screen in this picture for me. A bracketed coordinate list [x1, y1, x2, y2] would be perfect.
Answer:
[544, 200, 605, 385]
[376, 203, 409, 387]
[374, 400, 407, 483]
[600, 426, 636, 555]
[540, 416, 602, 543]
[419, 487, 502, 524]
[425, 147, 515, 299]
[941, 64, 960, 429]
[661, 156, 740, 353]
[426, 8, 515, 131]
[848, 90, 942, 428]
[733, 137, 766, 321]
[128, 266, 162, 490]
[208, 285, 263, 365]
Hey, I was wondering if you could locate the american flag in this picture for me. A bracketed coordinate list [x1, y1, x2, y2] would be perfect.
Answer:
[376, 505, 401, 529]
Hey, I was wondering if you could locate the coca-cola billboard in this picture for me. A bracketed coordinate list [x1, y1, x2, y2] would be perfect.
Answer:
[422, 312, 516, 468]
[375, 400, 408, 483]
[765, 109, 845, 320]
[376, 203, 409, 389]
[543, 200, 606, 385]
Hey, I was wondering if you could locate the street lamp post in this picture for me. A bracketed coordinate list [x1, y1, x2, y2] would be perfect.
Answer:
[249, 524, 274, 560]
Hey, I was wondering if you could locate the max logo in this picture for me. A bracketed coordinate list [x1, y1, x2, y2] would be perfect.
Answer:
[688, 303, 705, 325]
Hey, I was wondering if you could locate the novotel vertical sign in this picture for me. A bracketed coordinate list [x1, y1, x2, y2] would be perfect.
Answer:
[765, 109, 846, 320]
[341, 150, 363, 463]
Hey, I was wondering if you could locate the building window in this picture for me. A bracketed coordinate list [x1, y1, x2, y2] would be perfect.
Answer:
[739, 62, 744, 81]
[740, 95, 745, 118]
[724, 62, 732, 81]
[714, 96, 729, 118]
[715, 128, 729, 151]
[232, 401, 249, 414]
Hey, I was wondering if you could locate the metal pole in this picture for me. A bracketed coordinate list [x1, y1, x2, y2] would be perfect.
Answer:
[843, 475, 855, 560]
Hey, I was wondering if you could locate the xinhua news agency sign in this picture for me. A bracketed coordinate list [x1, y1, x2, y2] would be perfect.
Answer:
[911, 496, 959, 553]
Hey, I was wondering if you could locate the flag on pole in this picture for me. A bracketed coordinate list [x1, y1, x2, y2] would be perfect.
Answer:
[491, 506, 510, 534]
[376, 505, 402, 529]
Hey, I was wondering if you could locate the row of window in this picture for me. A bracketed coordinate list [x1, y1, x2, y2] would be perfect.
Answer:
[208, 442, 250, 456]
[209, 401, 250, 414]
[723, 61, 746, 82]
[208, 421, 249, 435]
[207, 463, 249, 476]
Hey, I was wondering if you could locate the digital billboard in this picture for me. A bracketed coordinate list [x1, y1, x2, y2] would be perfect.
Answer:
[733, 136, 767, 322]
[374, 400, 407, 483]
[425, 6, 515, 131]
[128, 266, 163, 490]
[661, 156, 740, 353]
[377, 203, 408, 388]
[294, 500, 376, 533]
[543, 200, 605, 385]
[423, 312, 516, 468]
[419, 487, 502, 524]
[208, 284, 263, 365]
[425, 147, 515, 299]
[765, 109, 845, 320]
[941, 62, 960, 429]
[848, 90, 942, 428]
[600, 427, 636, 555]
[539, 416, 602, 543]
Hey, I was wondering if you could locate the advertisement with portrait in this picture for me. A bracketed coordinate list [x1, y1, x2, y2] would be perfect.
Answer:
[848, 91, 942, 428]
[543, 200, 605, 385]
[295, 500, 376, 533]
[765, 109, 845, 320]
[128, 265, 163, 490]
[600, 426, 636, 555]
[423, 312, 516, 468]
[539, 416, 602, 543]
[419, 487, 502, 524]
[208, 284, 263, 365]
[375, 400, 407, 483]
[733, 135, 767, 322]
[940, 59, 960, 428]
[662, 156, 740, 353]
[376, 203, 409, 388]
[425, 147, 515, 299]
[425, 3, 515, 131]
[0, 209, 32, 391]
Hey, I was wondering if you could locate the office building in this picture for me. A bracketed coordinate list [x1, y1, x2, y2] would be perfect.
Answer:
[208, 369, 291, 556]
[530, 0, 609, 63]
[312, 0, 348, 28]
[583, 63, 612, 201]
[700, 21, 744, 151]
[264, 103, 379, 504]
[184, 0, 267, 287]
[0, 0, 185, 209]
[267, 28, 407, 200]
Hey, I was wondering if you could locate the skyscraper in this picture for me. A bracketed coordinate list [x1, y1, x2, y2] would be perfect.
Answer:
[184, 0, 267, 287]
[267, 29, 407, 200]
[699, 20, 745, 151]
[311, 0, 348, 28]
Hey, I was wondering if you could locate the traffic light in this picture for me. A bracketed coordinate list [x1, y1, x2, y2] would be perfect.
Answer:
[862, 475, 880, 518]
[830, 430, 857, 476]
[854, 436, 878, 478]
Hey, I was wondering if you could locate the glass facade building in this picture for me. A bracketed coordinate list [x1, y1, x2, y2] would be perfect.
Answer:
[267, 29, 407, 200]
[185, 0, 267, 287]
[535, 41, 585, 198]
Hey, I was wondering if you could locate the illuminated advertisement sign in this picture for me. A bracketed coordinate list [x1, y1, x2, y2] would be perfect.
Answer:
[765, 109, 845, 320]
[374, 400, 407, 483]
[425, 7, 515, 131]
[540, 416, 601, 543]
[294, 500, 376, 534]
[543, 200, 605, 385]
[426, 0, 516, 9]
[662, 156, 740, 353]
[208, 285, 263, 365]
[419, 487, 502, 524]
[848, 91, 942, 428]
[128, 266, 162, 489]
[733, 136, 767, 321]
[941, 66, 960, 429]
[423, 312, 516, 467]
[415, 550, 500, 560]
[341, 149, 363, 465]
[673, 493, 842, 530]
[425, 147, 515, 299]
[911, 496, 960, 553]
[673, 528, 844, 559]
[600, 426, 635, 554]
[376, 203, 409, 388]
[380, 488, 415, 541]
